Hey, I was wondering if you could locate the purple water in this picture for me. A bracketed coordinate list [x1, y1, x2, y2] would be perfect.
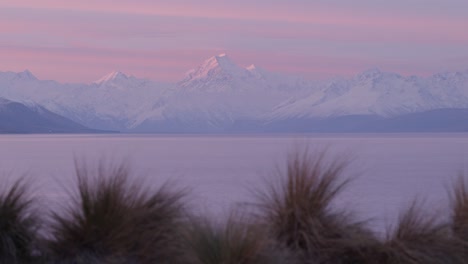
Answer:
[0, 134, 466, 234]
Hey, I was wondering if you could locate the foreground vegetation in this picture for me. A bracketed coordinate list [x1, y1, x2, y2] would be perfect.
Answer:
[0, 152, 467, 263]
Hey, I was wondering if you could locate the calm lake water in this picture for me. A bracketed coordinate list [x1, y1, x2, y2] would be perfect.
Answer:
[0, 134, 467, 233]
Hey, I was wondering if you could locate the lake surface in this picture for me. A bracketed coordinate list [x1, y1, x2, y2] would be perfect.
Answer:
[0, 134, 467, 234]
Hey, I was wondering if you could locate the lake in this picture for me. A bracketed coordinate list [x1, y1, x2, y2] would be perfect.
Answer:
[0, 134, 467, 234]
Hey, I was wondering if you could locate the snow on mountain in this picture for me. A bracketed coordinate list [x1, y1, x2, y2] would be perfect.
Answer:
[136, 54, 315, 131]
[0, 70, 37, 82]
[179, 53, 261, 92]
[267, 68, 468, 120]
[94, 71, 130, 84]
[2, 54, 312, 131]
[181, 53, 247, 84]
[133, 56, 268, 129]
[15, 70, 37, 81]
[0, 55, 467, 132]
[0, 70, 172, 130]
[179, 54, 313, 93]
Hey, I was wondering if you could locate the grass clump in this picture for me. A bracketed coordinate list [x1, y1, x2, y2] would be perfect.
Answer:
[256, 149, 377, 263]
[0, 177, 42, 264]
[382, 201, 466, 264]
[47, 162, 187, 264]
[446, 174, 468, 261]
[450, 175, 468, 242]
[0, 151, 466, 263]
[183, 212, 291, 264]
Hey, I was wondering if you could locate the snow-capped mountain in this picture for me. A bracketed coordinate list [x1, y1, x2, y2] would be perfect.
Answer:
[0, 54, 467, 133]
[132, 54, 314, 132]
[179, 53, 249, 91]
[0, 70, 172, 131]
[267, 68, 468, 121]
[94, 71, 133, 84]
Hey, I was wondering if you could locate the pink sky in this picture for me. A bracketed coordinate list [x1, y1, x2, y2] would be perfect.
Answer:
[1, 0, 467, 82]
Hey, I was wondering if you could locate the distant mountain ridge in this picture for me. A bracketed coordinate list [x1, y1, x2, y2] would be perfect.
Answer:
[0, 98, 107, 133]
[1, 54, 467, 133]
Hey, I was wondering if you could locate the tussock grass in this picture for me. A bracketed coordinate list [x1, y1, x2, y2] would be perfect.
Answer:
[0, 152, 467, 263]
[183, 211, 291, 264]
[450, 175, 468, 242]
[0, 177, 42, 264]
[47, 162, 187, 264]
[383, 201, 466, 264]
[255, 149, 377, 263]
[446, 174, 468, 261]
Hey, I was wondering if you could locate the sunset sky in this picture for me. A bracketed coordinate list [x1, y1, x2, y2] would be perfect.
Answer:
[1, 0, 467, 83]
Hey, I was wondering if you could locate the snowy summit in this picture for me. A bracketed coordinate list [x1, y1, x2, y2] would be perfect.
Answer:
[94, 71, 130, 84]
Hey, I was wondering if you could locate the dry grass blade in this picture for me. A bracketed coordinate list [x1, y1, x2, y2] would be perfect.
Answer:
[48, 161, 187, 264]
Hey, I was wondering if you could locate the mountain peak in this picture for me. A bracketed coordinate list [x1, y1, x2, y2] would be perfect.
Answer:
[206, 53, 238, 71]
[183, 53, 246, 81]
[246, 64, 268, 74]
[246, 64, 267, 79]
[94, 71, 129, 84]
[16, 70, 37, 81]
[246, 64, 256, 71]
[356, 67, 383, 80]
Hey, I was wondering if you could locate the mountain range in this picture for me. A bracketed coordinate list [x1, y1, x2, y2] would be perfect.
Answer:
[1, 54, 467, 133]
